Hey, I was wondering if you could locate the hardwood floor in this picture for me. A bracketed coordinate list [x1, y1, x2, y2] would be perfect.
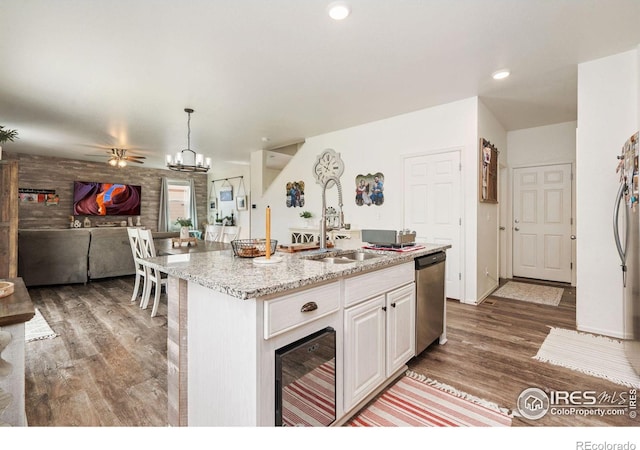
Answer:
[409, 278, 638, 427]
[25, 276, 168, 426]
[24, 276, 638, 427]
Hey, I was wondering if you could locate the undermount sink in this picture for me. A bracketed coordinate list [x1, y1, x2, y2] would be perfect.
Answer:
[309, 251, 383, 264]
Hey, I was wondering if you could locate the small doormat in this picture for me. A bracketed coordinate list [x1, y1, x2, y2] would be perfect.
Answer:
[25, 308, 58, 342]
[491, 281, 563, 306]
[534, 327, 640, 388]
[347, 371, 512, 427]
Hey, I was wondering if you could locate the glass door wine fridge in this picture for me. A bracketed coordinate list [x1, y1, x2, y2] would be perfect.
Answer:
[275, 327, 336, 426]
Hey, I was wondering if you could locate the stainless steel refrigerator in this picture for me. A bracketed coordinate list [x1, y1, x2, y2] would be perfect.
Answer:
[613, 131, 640, 375]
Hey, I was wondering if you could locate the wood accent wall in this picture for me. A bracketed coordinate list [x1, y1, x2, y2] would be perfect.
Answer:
[3, 152, 207, 231]
[0, 160, 18, 277]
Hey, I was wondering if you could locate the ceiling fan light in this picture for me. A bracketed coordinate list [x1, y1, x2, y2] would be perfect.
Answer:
[108, 158, 117, 166]
[118, 159, 127, 167]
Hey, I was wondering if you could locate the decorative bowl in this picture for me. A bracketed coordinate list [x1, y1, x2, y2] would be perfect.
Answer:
[0, 281, 15, 299]
[231, 239, 278, 258]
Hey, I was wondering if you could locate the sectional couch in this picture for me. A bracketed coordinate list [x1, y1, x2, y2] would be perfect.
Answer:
[17, 228, 178, 287]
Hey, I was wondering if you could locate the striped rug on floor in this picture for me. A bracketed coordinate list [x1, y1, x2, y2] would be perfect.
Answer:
[348, 371, 512, 427]
[534, 327, 640, 388]
[282, 359, 336, 427]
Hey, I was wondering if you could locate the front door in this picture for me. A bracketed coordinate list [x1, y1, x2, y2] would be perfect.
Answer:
[513, 164, 572, 282]
[403, 150, 462, 300]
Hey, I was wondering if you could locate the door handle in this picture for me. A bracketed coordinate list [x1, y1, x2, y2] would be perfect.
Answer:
[571, 235, 576, 240]
[499, 226, 506, 230]
[514, 227, 520, 231]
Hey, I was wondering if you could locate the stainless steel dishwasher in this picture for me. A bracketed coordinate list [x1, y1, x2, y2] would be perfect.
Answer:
[415, 251, 446, 355]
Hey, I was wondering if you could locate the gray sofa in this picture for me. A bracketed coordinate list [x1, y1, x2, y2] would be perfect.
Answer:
[18, 229, 91, 287]
[18, 228, 180, 287]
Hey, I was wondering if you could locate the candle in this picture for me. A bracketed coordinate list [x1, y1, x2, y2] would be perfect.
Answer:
[265, 205, 271, 259]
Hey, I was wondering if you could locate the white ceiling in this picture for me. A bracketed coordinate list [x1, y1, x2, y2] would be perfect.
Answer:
[1, 0, 639, 170]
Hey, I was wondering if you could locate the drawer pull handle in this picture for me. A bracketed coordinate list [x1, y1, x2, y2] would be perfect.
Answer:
[301, 301, 318, 312]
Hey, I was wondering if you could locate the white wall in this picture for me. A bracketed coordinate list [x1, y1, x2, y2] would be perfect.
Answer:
[208, 163, 252, 240]
[576, 49, 638, 338]
[477, 100, 507, 301]
[506, 121, 577, 285]
[251, 97, 482, 303]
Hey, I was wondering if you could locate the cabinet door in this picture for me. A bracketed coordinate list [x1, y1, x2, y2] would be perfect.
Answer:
[343, 294, 385, 411]
[386, 283, 416, 376]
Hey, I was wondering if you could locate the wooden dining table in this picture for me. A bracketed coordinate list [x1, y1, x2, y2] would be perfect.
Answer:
[154, 238, 231, 256]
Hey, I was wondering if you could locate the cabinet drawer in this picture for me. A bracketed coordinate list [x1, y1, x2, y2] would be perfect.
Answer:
[344, 262, 414, 308]
[263, 281, 340, 339]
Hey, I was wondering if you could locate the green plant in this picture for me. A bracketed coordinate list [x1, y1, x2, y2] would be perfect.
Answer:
[0, 126, 18, 144]
[299, 211, 313, 219]
[175, 217, 192, 227]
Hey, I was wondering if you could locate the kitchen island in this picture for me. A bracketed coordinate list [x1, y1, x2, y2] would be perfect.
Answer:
[143, 243, 450, 426]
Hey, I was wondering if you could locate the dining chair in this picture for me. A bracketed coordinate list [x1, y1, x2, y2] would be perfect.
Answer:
[137, 228, 167, 318]
[205, 224, 224, 242]
[127, 227, 147, 304]
[220, 225, 240, 243]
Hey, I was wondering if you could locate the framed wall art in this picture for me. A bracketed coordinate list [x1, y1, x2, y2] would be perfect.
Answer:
[236, 195, 247, 211]
[479, 138, 498, 203]
[285, 181, 305, 208]
[355, 173, 384, 206]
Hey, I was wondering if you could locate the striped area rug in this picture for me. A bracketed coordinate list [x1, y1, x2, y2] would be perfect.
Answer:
[282, 359, 336, 426]
[534, 327, 640, 388]
[347, 371, 512, 427]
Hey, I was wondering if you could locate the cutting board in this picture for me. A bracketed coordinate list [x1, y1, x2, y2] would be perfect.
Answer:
[278, 242, 334, 253]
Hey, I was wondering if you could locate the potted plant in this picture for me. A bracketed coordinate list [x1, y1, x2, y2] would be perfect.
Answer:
[175, 217, 192, 239]
[299, 211, 313, 227]
[0, 125, 18, 160]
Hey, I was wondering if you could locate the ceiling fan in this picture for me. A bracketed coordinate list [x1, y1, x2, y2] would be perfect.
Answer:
[91, 148, 146, 167]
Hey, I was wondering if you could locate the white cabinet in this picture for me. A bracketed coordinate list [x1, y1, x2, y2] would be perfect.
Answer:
[343, 295, 386, 409]
[343, 279, 416, 411]
[385, 284, 416, 375]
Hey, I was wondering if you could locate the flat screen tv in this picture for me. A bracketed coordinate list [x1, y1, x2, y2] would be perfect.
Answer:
[73, 181, 142, 216]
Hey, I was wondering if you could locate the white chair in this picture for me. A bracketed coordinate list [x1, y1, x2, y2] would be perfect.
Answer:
[220, 226, 240, 243]
[127, 227, 146, 303]
[205, 224, 224, 242]
[137, 228, 167, 318]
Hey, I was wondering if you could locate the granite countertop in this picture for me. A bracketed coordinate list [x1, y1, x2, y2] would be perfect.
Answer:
[143, 244, 451, 300]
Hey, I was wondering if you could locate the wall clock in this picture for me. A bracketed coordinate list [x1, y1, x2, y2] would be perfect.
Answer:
[313, 149, 345, 187]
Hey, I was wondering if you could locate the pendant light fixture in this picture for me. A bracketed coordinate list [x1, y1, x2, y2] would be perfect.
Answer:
[166, 108, 211, 173]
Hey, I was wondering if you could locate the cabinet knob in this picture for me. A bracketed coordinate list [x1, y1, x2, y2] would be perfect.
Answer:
[300, 302, 318, 313]
[391, 302, 396, 308]
[381, 306, 387, 312]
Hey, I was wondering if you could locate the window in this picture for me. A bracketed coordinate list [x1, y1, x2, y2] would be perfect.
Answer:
[168, 180, 191, 230]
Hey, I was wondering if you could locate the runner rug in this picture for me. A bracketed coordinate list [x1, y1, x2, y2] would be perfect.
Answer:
[347, 371, 512, 427]
[25, 308, 58, 342]
[491, 281, 563, 306]
[534, 327, 640, 388]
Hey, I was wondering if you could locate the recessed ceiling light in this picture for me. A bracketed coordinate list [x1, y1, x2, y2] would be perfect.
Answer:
[492, 69, 510, 80]
[327, 2, 351, 20]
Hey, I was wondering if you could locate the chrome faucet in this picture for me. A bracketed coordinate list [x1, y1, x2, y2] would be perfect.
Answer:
[320, 176, 344, 251]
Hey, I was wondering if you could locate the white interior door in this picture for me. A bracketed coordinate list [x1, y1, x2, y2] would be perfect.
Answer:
[404, 151, 462, 300]
[513, 164, 572, 282]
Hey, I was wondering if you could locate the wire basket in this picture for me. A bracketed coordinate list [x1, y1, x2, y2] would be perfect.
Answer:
[231, 239, 278, 258]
